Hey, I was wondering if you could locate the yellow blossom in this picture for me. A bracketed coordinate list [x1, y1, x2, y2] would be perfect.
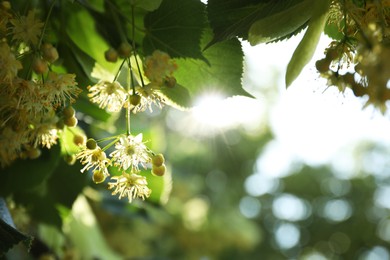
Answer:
[0, 43, 22, 82]
[10, 10, 44, 45]
[88, 81, 127, 112]
[109, 133, 150, 171]
[144, 50, 177, 85]
[108, 172, 151, 202]
[76, 146, 109, 174]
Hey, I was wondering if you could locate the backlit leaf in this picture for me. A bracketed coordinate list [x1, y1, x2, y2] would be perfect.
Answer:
[285, 0, 331, 87]
[143, 0, 207, 59]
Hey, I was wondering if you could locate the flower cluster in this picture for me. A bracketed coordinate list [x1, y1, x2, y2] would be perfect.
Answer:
[0, 2, 81, 167]
[80, 43, 173, 203]
[88, 49, 177, 114]
[318, 0, 390, 113]
[76, 134, 166, 202]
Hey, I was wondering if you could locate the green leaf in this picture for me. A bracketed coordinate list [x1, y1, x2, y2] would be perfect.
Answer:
[173, 29, 250, 104]
[64, 196, 122, 259]
[248, 0, 313, 45]
[159, 84, 192, 110]
[285, 0, 331, 87]
[143, 0, 207, 59]
[133, 0, 162, 11]
[79, 0, 105, 12]
[65, 7, 119, 74]
[0, 145, 61, 196]
[140, 169, 171, 204]
[206, 0, 268, 46]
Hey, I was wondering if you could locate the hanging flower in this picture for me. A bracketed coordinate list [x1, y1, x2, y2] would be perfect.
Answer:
[10, 10, 44, 46]
[131, 83, 165, 113]
[43, 72, 81, 107]
[76, 146, 109, 174]
[88, 80, 127, 112]
[0, 43, 22, 82]
[144, 50, 177, 85]
[108, 172, 151, 202]
[109, 133, 150, 171]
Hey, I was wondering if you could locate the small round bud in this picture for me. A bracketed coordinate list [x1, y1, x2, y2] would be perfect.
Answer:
[64, 116, 78, 127]
[86, 138, 97, 150]
[105, 48, 118, 62]
[152, 153, 165, 167]
[56, 119, 65, 129]
[32, 58, 48, 74]
[164, 76, 176, 88]
[2, 1, 11, 10]
[27, 148, 41, 159]
[92, 170, 106, 184]
[64, 154, 76, 165]
[152, 164, 166, 176]
[73, 134, 86, 146]
[41, 43, 59, 63]
[325, 48, 338, 60]
[130, 94, 141, 106]
[315, 59, 330, 73]
[117, 42, 132, 58]
[63, 106, 75, 119]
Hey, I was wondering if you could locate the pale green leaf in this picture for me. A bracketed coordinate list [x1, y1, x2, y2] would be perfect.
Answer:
[66, 8, 121, 74]
[159, 84, 192, 110]
[174, 29, 250, 104]
[248, 0, 313, 45]
[285, 0, 331, 87]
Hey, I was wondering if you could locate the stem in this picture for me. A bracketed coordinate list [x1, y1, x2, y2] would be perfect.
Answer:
[131, 5, 146, 87]
[107, 0, 128, 43]
[38, 0, 57, 49]
[126, 58, 132, 136]
[113, 58, 127, 82]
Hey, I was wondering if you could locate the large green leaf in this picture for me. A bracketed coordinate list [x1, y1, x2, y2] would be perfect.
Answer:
[206, 0, 268, 46]
[159, 84, 192, 110]
[143, 0, 207, 59]
[65, 6, 120, 74]
[248, 0, 313, 45]
[173, 29, 249, 104]
[285, 0, 331, 87]
[207, 0, 310, 47]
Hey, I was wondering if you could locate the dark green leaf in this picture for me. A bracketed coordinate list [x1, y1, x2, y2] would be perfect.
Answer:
[206, 0, 269, 46]
[134, 0, 162, 11]
[174, 29, 250, 103]
[143, 0, 207, 59]
[0, 145, 61, 196]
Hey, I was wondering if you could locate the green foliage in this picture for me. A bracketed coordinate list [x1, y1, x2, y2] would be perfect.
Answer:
[174, 29, 249, 101]
[248, 0, 313, 45]
[0, 146, 61, 196]
[143, 0, 207, 59]
[206, 0, 268, 46]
